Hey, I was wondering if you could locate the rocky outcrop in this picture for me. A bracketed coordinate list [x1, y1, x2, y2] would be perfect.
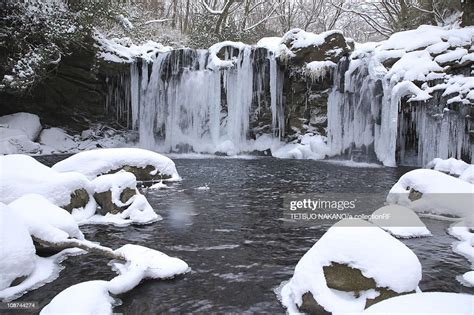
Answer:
[94, 187, 136, 215]
[62, 188, 90, 212]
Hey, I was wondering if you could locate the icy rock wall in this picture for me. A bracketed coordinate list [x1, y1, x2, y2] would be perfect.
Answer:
[108, 46, 285, 154]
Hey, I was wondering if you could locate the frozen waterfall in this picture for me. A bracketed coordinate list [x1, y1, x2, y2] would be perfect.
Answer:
[123, 46, 285, 154]
[327, 57, 471, 166]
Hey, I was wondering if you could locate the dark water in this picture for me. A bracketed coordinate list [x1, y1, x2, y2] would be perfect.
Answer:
[19, 158, 474, 313]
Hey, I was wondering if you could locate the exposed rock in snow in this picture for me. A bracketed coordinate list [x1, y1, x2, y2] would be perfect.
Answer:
[0, 155, 96, 221]
[38, 127, 78, 153]
[387, 169, 474, 220]
[52, 148, 180, 181]
[0, 112, 41, 141]
[87, 171, 160, 225]
[369, 205, 431, 238]
[8, 194, 85, 243]
[0, 203, 36, 290]
[363, 292, 474, 314]
[279, 219, 421, 314]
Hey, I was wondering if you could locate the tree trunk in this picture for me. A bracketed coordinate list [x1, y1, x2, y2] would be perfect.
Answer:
[462, 0, 474, 26]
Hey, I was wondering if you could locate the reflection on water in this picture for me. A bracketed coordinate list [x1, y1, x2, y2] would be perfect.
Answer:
[23, 157, 473, 313]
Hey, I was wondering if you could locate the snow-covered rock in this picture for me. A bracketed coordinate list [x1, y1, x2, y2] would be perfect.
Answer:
[8, 194, 84, 243]
[426, 157, 470, 177]
[38, 127, 78, 153]
[0, 155, 96, 221]
[41, 245, 189, 314]
[40, 280, 115, 315]
[0, 132, 41, 155]
[387, 169, 474, 220]
[279, 219, 421, 314]
[0, 112, 42, 141]
[363, 292, 474, 314]
[272, 134, 329, 160]
[448, 221, 474, 267]
[52, 148, 180, 181]
[369, 205, 431, 238]
[88, 171, 160, 225]
[92, 172, 137, 215]
[108, 244, 189, 294]
[0, 203, 36, 290]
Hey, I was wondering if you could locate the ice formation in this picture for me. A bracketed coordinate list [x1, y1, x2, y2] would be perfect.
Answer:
[327, 25, 473, 166]
[107, 41, 285, 155]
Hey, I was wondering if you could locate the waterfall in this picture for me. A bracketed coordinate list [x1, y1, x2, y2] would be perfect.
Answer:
[125, 46, 284, 154]
[327, 56, 471, 166]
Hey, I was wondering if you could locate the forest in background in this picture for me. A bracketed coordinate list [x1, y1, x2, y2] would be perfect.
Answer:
[0, 0, 472, 94]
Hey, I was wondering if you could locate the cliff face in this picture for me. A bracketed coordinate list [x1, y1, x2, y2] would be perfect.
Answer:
[1, 26, 472, 165]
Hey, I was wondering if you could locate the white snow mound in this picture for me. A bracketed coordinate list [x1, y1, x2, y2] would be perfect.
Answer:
[52, 148, 180, 181]
[0, 112, 41, 141]
[8, 194, 85, 243]
[363, 292, 474, 314]
[0, 155, 96, 221]
[280, 218, 421, 314]
[369, 205, 431, 238]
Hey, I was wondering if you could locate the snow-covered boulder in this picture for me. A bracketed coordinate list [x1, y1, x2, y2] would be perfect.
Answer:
[0, 131, 41, 154]
[369, 205, 431, 238]
[387, 169, 474, 221]
[280, 29, 353, 65]
[363, 292, 474, 314]
[0, 155, 96, 221]
[0, 112, 42, 141]
[40, 280, 115, 315]
[108, 244, 189, 294]
[38, 127, 78, 154]
[52, 148, 180, 181]
[8, 194, 84, 243]
[279, 219, 421, 314]
[42, 245, 189, 314]
[0, 203, 36, 290]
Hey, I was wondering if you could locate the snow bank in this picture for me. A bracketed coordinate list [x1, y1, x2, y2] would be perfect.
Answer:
[460, 166, 474, 184]
[426, 157, 470, 176]
[52, 148, 180, 181]
[272, 134, 329, 160]
[458, 271, 474, 287]
[95, 32, 172, 63]
[0, 112, 41, 141]
[0, 203, 36, 290]
[363, 292, 473, 314]
[92, 171, 136, 194]
[41, 280, 115, 315]
[448, 221, 474, 267]
[0, 155, 96, 221]
[387, 169, 474, 220]
[38, 127, 78, 153]
[369, 205, 431, 238]
[256, 37, 283, 54]
[280, 219, 421, 314]
[8, 194, 84, 243]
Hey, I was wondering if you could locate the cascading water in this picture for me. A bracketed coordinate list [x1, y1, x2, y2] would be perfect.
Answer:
[327, 56, 472, 166]
[124, 45, 285, 154]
